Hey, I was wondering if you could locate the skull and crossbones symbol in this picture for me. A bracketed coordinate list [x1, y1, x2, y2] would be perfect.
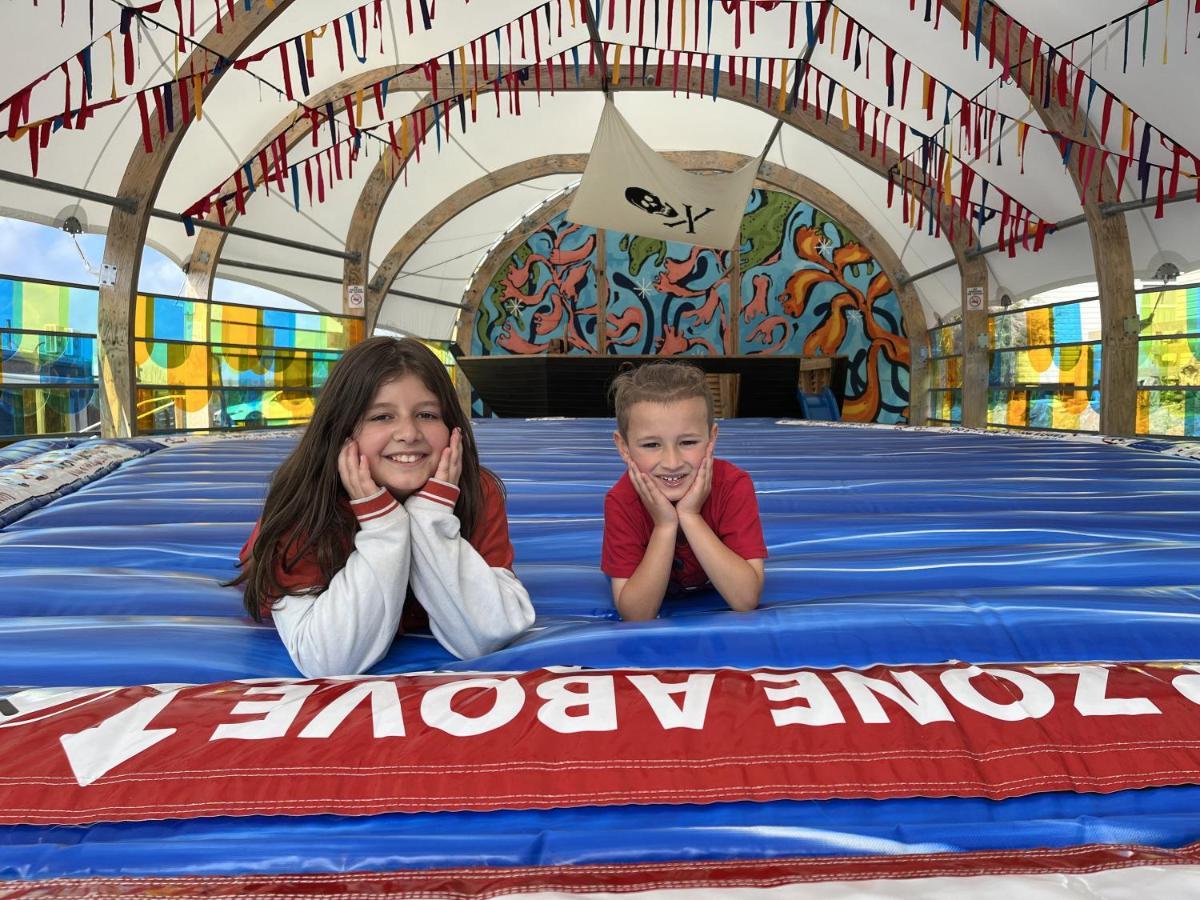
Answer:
[624, 186, 713, 235]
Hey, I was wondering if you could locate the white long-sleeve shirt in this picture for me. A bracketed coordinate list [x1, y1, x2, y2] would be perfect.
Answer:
[269, 478, 534, 677]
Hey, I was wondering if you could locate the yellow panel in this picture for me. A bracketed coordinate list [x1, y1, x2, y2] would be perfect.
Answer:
[1007, 391, 1027, 427]
[20, 281, 67, 329]
[1027, 306, 1052, 346]
[214, 303, 260, 348]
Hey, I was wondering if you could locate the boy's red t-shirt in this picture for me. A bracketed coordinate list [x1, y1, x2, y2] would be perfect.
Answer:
[601, 458, 768, 592]
[239, 475, 514, 624]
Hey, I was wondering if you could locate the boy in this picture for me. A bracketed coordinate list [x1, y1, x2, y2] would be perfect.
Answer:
[602, 362, 767, 620]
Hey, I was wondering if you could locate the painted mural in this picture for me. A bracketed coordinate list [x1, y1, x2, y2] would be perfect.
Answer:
[473, 218, 601, 355]
[738, 190, 910, 423]
[473, 189, 912, 423]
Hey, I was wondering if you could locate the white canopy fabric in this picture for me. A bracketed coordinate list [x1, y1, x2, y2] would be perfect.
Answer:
[1, 0, 1196, 329]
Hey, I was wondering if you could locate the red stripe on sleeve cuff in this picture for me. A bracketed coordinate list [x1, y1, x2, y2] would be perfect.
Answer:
[350, 488, 399, 522]
[416, 478, 460, 509]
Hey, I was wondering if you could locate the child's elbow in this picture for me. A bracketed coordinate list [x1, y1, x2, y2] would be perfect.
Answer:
[725, 578, 763, 612]
[617, 605, 658, 622]
[447, 606, 535, 660]
[726, 593, 761, 612]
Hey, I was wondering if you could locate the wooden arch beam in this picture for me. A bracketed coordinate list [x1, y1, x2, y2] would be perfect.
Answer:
[340, 66, 971, 358]
[451, 159, 929, 422]
[183, 65, 416, 300]
[944, 1, 1137, 434]
[98, 1, 297, 437]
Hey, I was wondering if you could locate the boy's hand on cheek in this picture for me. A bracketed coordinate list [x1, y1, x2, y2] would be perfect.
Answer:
[676, 449, 713, 517]
[338, 440, 381, 500]
[628, 464, 677, 528]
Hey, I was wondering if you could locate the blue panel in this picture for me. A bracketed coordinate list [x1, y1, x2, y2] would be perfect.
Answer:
[1, 421, 1199, 883]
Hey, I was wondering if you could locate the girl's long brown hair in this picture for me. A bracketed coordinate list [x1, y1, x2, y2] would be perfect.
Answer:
[231, 337, 493, 620]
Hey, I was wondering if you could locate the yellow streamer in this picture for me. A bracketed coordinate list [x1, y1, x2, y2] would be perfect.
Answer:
[568, 0, 576, 26]
[840, 85, 849, 129]
[830, 8, 839, 49]
[107, 33, 117, 100]
[613, 44, 622, 85]
[776, 60, 789, 112]
[470, 87, 478, 116]
[400, 117, 410, 157]
[680, 0, 687, 46]
[193, 73, 203, 121]
[458, 45, 467, 83]
[1121, 103, 1131, 152]
[1163, 0, 1170, 63]
[355, 89, 364, 126]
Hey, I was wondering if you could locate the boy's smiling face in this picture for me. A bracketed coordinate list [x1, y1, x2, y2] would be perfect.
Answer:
[615, 397, 717, 503]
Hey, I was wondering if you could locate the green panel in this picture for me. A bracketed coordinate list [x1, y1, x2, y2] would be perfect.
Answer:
[1138, 337, 1200, 387]
[1138, 286, 1200, 337]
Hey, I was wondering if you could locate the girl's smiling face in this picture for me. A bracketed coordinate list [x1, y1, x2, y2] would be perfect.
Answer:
[352, 374, 450, 500]
[615, 397, 717, 503]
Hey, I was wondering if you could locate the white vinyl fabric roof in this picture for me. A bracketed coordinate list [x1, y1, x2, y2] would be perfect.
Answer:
[1, 0, 1197, 333]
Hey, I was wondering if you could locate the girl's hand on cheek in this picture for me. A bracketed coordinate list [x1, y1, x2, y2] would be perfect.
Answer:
[433, 427, 463, 487]
[338, 439, 380, 500]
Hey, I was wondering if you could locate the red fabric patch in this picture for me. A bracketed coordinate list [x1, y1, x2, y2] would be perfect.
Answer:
[1, 662, 1200, 825]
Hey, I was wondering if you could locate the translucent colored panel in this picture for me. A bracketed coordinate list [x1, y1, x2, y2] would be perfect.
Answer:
[1050, 302, 1082, 344]
[928, 389, 961, 422]
[292, 314, 324, 350]
[1050, 389, 1099, 431]
[988, 390, 1033, 427]
[135, 295, 207, 342]
[206, 346, 344, 389]
[1006, 390, 1027, 427]
[1138, 337, 1200, 387]
[266, 389, 317, 422]
[929, 356, 962, 390]
[211, 303, 261, 347]
[930, 325, 962, 357]
[1013, 389, 1100, 432]
[136, 388, 211, 431]
[134, 341, 210, 387]
[991, 344, 1100, 388]
[210, 389, 316, 429]
[15, 280, 69, 331]
[1139, 286, 1200, 336]
[1, 332, 96, 382]
[65, 286, 99, 333]
[1026, 306, 1052, 347]
[1137, 388, 1200, 437]
[0, 278, 13, 329]
[0, 277, 99, 336]
[0, 387, 99, 437]
[261, 309, 297, 348]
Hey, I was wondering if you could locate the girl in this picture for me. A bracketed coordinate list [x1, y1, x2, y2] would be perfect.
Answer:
[233, 337, 534, 677]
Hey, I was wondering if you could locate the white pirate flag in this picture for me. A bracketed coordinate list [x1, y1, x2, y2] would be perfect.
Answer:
[567, 97, 764, 251]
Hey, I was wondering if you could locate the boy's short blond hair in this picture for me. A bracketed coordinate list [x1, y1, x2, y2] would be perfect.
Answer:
[610, 361, 715, 437]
